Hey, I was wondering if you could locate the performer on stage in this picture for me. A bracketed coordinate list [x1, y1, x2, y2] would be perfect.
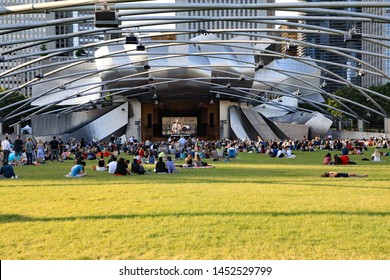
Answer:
[171, 119, 182, 134]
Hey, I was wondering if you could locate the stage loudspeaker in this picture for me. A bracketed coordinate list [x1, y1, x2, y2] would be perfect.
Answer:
[153, 124, 162, 136]
[95, 11, 118, 28]
[198, 123, 207, 136]
[147, 113, 152, 128]
[125, 35, 138, 44]
[209, 113, 215, 127]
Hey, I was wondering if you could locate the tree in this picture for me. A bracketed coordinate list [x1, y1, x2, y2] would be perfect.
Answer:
[325, 83, 390, 130]
[0, 89, 28, 133]
[75, 49, 87, 57]
[40, 44, 48, 56]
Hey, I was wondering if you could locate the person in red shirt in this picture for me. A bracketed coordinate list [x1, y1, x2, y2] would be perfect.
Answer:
[103, 149, 110, 157]
[340, 154, 350, 165]
[138, 146, 145, 158]
[137, 146, 145, 163]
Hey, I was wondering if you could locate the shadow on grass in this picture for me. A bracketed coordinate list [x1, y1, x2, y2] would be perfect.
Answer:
[3, 179, 390, 191]
[1, 210, 389, 224]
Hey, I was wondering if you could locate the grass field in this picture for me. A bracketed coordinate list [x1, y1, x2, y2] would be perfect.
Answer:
[0, 148, 389, 260]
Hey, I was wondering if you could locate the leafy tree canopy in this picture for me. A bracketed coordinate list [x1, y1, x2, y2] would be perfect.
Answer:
[325, 83, 390, 129]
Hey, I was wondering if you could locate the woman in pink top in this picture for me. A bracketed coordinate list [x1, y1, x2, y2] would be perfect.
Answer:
[322, 153, 332, 165]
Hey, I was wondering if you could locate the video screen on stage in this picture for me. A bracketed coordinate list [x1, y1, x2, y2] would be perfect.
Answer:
[162, 117, 197, 136]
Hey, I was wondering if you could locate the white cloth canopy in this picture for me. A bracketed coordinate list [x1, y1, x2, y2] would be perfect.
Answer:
[21, 124, 32, 134]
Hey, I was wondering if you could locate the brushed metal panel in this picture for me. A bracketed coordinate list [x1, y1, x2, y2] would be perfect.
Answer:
[31, 62, 102, 106]
[229, 106, 249, 140]
[69, 102, 129, 142]
[31, 105, 115, 136]
[305, 112, 333, 137]
[275, 122, 309, 140]
[31, 103, 129, 142]
[241, 107, 281, 141]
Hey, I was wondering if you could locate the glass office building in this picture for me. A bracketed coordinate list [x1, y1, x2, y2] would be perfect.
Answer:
[302, 0, 363, 93]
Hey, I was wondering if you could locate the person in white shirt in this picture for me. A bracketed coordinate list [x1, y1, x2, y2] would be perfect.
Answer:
[145, 139, 151, 149]
[371, 149, 381, 162]
[286, 147, 296, 158]
[108, 159, 118, 174]
[276, 148, 284, 158]
[1, 136, 11, 165]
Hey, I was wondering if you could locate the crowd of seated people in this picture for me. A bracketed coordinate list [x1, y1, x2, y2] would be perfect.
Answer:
[2, 133, 389, 180]
[322, 152, 354, 165]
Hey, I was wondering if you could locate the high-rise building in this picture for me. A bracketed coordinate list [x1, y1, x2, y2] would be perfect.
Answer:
[0, 0, 50, 96]
[70, 11, 105, 57]
[276, 21, 300, 57]
[302, 0, 363, 93]
[386, 3, 390, 84]
[362, 1, 390, 87]
[0, 1, 106, 97]
[175, 0, 275, 41]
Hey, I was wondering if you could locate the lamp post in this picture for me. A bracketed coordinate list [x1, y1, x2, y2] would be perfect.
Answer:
[15, 123, 21, 135]
[338, 120, 343, 130]
[384, 118, 390, 135]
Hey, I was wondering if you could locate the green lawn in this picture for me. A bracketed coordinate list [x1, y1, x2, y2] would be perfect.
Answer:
[0, 148, 389, 260]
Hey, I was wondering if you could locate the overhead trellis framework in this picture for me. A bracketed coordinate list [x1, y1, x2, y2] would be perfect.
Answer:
[1, 1, 390, 127]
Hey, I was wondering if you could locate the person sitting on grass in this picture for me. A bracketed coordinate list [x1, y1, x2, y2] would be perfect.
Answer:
[114, 158, 131, 176]
[131, 158, 146, 175]
[333, 154, 342, 165]
[166, 156, 178, 173]
[155, 157, 168, 173]
[285, 147, 296, 158]
[107, 154, 117, 164]
[371, 149, 381, 162]
[0, 164, 18, 179]
[95, 155, 107, 171]
[66, 161, 87, 177]
[194, 153, 203, 167]
[158, 150, 166, 160]
[61, 149, 73, 161]
[107, 156, 117, 174]
[276, 147, 285, 158]
[184, 154, 194, 167]
[322, 153, 332, 165]
[321, 171, 367, 178]
[339, 153, 350, 165]
[210, 147, 219, 161]
[223, 148, 230, 161]
[147, 150, 155, 164]
[227, 146, 237, 159]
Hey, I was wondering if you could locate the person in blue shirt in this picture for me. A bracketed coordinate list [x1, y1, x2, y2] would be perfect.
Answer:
[341, 144, 349, 155]
[0, 164, 18, 179]
[166, 156, 177, 173]
[66, 161, 87, 177]
[147, 151, 155, 164]
[228, 147, 237, 158]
